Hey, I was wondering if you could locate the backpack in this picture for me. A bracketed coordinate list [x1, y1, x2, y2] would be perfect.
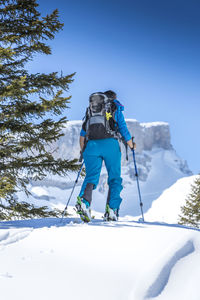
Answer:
[84, 92, 119, 141]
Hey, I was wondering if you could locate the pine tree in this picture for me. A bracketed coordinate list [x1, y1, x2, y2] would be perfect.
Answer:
[0, 0, 80, 219]
[179, 175, 200, 228]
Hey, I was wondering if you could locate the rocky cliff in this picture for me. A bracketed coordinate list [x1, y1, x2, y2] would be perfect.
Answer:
[20, 120, 192, 217]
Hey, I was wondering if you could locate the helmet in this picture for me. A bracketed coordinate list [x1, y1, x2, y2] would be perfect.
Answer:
[104, 90, 116, 100]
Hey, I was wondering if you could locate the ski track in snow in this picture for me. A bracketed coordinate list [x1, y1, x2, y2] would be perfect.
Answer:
[0, 272, 13, 279]
[0, 228, 32, 249]
[145, 240, 195, 298]
[0, 228, 33, 280]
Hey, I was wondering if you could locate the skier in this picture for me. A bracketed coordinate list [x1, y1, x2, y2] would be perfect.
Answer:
[76, 90, 135, 222]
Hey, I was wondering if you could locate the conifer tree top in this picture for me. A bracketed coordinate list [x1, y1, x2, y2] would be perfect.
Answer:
[0, 0, 79, 219]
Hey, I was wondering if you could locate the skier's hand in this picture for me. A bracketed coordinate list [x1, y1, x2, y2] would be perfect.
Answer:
[132, 142, 136, 150]
[127, 139, 136, 150]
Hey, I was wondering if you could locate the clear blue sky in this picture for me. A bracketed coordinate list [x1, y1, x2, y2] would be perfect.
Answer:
[31, 0, 200, 174]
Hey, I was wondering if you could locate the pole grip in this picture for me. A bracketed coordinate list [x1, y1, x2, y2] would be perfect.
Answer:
[131, 136, 135, 151]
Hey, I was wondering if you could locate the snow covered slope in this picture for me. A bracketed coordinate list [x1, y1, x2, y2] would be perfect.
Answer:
[0, 217, 200, 300]
[144, 175, 198, 224]
[17, 120, 192, 217]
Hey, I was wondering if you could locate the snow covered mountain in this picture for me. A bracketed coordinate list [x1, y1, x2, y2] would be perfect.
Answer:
[18, 119, 192, 218]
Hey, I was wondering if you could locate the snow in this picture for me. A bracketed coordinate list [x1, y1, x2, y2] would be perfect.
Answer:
[1, 119, 198, 299]
[140, 121, 169, 128]
[144, 175, 198, 223]
[17, 147, 192, 219]
[64, 120, 82, 127]
[20, 118, 192, 221]
[0, 217, 200, 300]
[2, 174, 200, 299]
[123, 118, 138, 123]
[1, 175, 200, 299]
[31, 186, 49, 197]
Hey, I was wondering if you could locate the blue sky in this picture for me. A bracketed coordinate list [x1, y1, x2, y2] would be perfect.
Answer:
[32, 0, 200, 174]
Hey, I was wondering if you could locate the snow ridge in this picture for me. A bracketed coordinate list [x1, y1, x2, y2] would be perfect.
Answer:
[145, 240, 195, 298]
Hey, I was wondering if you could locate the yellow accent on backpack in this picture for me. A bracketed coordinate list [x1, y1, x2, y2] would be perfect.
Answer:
[106, 112, 112, 120]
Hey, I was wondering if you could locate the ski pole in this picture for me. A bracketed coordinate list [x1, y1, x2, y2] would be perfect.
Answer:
[61, 161, 84, 221]
[131, 145, 145, 222]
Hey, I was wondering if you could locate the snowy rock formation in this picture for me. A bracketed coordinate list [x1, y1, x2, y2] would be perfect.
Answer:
[20, 119, 192, 217]
[51, 120, 173, 163]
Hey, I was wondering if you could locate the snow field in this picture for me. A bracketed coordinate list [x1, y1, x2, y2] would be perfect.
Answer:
[0, 218, 200, 300]
[145, 175, 198, 223]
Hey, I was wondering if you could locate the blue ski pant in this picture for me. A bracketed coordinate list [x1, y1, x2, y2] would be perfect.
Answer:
[79, 138, 123, 210]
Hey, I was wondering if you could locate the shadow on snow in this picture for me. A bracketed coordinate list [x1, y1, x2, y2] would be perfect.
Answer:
[0, 217, 199, 232]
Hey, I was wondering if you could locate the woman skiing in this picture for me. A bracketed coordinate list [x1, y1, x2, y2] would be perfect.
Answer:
[76, 90, 135, 222]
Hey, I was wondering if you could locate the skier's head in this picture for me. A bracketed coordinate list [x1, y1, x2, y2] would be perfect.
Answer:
[104, 90, 117, 100]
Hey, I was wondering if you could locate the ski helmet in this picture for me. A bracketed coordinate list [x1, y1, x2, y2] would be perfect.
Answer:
[104, 90, 117, 100]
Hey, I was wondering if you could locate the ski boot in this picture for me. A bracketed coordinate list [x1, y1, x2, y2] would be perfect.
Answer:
[75, 196, 91, 223]
[103, 204, 118, 221]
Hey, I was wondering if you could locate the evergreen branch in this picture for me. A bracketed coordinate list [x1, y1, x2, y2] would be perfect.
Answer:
[0, 0, 78, 220]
